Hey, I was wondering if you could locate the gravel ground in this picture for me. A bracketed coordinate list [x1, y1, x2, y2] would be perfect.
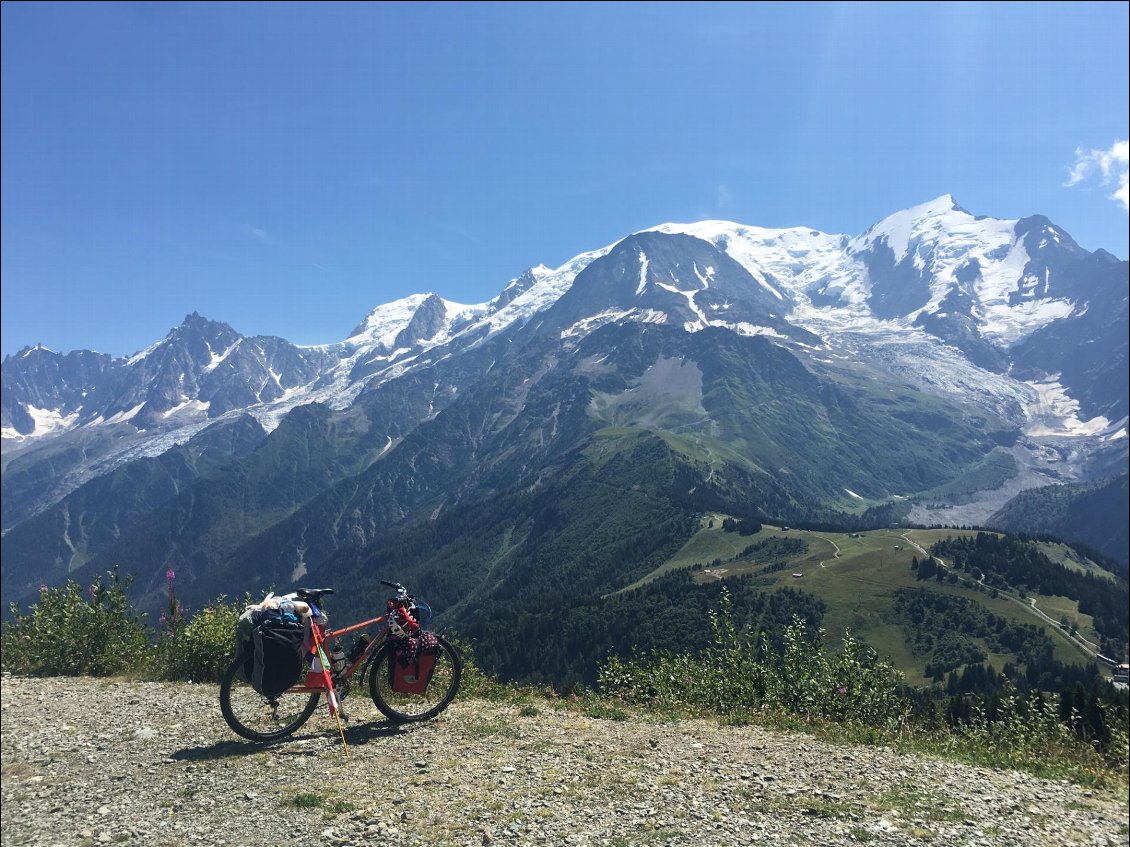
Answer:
[2, 675, 1127, 847]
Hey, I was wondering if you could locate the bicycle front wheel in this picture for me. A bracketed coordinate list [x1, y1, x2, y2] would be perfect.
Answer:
[219, 656, 320, 742]
[369, 634, 462, 723]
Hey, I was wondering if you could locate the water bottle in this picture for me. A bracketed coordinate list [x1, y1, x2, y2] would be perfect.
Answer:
[330, 645, 347, 676]
[348, 633, 370, 663]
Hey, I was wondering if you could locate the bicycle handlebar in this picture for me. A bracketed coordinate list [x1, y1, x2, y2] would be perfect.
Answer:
[380, 579, 410, 599]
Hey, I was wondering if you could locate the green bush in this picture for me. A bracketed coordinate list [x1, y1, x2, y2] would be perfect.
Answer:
[1, 566, 250, 683]
[600, 589, 1129, 782]
[601, 589, 908, 727]
[1, 569, 150, 677]
[442, 631, 511, 700]
[153, 595, 248, 682]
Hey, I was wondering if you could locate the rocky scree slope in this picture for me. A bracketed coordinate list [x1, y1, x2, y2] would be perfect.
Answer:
[1, 676, 1126, 847]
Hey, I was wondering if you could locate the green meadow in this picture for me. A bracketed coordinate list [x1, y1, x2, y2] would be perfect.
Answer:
[629, 518, 1111, 686]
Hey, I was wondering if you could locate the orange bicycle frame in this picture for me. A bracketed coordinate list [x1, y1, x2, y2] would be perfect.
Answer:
[287, 611, 390, 697]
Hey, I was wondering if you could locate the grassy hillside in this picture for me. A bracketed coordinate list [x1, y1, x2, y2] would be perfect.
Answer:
[634, 521, 1126, 687]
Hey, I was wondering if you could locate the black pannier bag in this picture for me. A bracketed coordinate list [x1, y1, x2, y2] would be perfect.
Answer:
[236, 609, 307, 697]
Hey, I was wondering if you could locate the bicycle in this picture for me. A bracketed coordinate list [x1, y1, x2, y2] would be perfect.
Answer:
[219, 581, 462, 743]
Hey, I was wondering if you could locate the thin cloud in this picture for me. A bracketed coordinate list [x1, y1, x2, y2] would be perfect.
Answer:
[1065, 140, 1129, 212]
[240, 224, 271, 242]
[437, 223, 486, 247]
[716, 184, 733, 209]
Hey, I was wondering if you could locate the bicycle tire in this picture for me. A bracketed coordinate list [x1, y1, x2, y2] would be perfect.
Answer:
[369, 633, 462, 723]
[219, 655, 320, 742]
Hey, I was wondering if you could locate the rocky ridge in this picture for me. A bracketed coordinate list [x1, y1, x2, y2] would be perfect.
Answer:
[1, 676, 1126, 847]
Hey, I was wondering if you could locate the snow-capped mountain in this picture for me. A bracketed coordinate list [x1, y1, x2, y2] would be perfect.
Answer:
[652, 195, 1088, 345]
[2, 313, 332, 437]
[533, 230, 812, 343]
[3, 196, 1128, 620]
[650, 196, 1126, 424]
[1, 347, 116, 437]
[2, 196, 1126, 533]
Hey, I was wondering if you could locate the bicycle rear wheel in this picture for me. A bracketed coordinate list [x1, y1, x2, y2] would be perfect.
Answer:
[219, 656, 320, 742]
[369, 634, 462, 723]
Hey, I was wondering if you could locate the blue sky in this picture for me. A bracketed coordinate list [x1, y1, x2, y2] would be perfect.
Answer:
[2, 1, 1127, 358]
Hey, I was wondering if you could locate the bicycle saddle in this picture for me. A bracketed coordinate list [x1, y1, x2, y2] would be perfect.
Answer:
[295, 587, 335, 602]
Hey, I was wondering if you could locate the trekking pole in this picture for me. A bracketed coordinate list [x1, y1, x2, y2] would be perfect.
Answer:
[312, 626, 349, 756]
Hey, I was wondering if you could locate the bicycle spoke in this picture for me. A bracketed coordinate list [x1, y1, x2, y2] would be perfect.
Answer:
[220, 657, 319, 742]
[369, 635, 462, 723]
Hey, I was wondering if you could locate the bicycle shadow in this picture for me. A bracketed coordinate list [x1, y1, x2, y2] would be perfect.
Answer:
[169, 739, 266, 762]
[169, 719, 416, 762]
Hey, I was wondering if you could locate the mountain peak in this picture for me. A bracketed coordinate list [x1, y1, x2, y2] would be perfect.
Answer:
[392, 294, 449, 348]
[17, 343, 55, 358]
[347, 294, 436, 346]
[924, 193, 959, 211]
[172, 312, 236, 338]
[878, 194, 967, 226]
[492, 266, 552, 310]
[180, 311, 209, 326]
[540, 228, 803, 340]
[345, 293, 488, 354]
[853, 195, 985, 265]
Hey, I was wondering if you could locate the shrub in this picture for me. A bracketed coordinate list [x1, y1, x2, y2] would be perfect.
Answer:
[154, 594, 248, 682]
[1, 566, 249, 683]
[602, 590, 908, 728]
[1, 569, 149, 677]
[600, 589, 1129, 780]
[442, 631, 511, 700]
